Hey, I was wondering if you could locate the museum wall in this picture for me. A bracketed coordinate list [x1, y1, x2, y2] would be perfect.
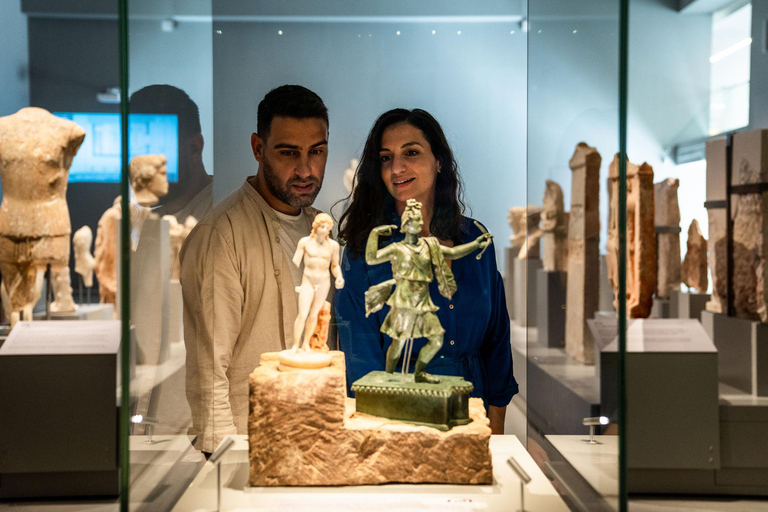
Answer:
[749, 0, 768, 130]
[210, 18, 528, 259]
[527, 0, 710, 254]
[0, 0, 29, 118]
[128, 19, 214, 176]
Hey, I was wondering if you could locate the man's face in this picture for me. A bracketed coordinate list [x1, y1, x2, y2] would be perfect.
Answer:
[251, 116, 328, 213]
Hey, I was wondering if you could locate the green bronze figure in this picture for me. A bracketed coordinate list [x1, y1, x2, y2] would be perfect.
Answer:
[365, 198, 492, 384]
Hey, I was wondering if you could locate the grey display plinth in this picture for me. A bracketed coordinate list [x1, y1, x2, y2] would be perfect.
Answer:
[701, 311, 768, 396]
[598, 254, 614, 312]
[504, 247, 516, 319]
[601, 319, 720, 474]
[537, 269, 566, 348]
[0, 321, 121, 498]
[513, 258, 542, 327]
[674, 290, 710, 320]
[649, 296, 677, 318]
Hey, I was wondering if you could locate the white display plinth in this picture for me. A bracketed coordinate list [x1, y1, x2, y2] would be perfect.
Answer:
[34, 303, 114, 321]
[547, 435, 618, 498]
[171, 435, 568, 512]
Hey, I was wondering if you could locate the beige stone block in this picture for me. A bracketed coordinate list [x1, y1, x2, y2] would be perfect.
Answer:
[654, 178, 681, 299]
[248, 351, 492, 486]
[682, 219, 708, 293]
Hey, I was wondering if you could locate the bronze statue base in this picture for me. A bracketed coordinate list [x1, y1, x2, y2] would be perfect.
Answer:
[352, 371, 474, 431]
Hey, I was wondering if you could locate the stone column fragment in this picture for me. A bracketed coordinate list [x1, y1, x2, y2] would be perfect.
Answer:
[607, 155, 655, 319]
[682, 219, 708, 293]
[654, 178, 681, 299]
[731, 129, 768, 322]
[541, 180, 569, 272]
[705, 138, 728, 313]
[565, 142, 601, 364]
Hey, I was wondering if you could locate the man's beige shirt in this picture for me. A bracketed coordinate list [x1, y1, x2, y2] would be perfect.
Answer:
[179, 178, 319, 453]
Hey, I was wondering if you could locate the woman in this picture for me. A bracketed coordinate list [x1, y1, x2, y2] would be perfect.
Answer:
[335, 108, 517, 434]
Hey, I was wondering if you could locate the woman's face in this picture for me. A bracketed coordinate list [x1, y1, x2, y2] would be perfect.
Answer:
[379, 122, 440, 211]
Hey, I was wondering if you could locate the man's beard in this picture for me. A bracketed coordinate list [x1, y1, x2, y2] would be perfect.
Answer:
[262, 156, 323, 209]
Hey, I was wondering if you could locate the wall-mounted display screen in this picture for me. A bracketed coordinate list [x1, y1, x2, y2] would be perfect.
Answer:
[54, 112, 178, 183]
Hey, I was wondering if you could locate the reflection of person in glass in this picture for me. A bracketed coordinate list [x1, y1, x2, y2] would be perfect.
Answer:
[335, 109, 517, 434]
[365, 199, 490, 383]
[180, 85, 330, 455]
[130, 85, 213, 220]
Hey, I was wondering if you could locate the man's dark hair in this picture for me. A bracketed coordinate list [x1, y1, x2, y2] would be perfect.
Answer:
[257, 85, 328, 139]
[130, 85, 201, 140]
[338, 108, 466, 253]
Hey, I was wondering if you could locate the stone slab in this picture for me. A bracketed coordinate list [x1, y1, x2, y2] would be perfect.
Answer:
[248, 351, 492, 486]
[701, 311, 768, 396]
[537, 269, 566, 348]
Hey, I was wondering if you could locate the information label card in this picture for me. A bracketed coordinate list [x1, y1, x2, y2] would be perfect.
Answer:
[0, 320, 120, 355]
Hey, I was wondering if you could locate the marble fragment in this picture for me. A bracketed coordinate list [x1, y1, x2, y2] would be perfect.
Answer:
[508, 206, 526, 254]
[73, 226, 95, 288]
[541, 180, 569, 272]
[654, 178, 681, 299]
[565, 142, 601, 364]
[682, 219, 708, 293]
[607, 155, 655, 318]
[129, 154, 168, 207]
[249, 352, 492, 486]
[164, 215, 197, 281]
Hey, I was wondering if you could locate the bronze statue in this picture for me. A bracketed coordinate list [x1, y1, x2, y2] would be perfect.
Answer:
[365, 199, 491, 384]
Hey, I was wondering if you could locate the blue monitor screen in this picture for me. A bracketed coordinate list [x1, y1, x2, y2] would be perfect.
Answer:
[54, 112, 179, 183]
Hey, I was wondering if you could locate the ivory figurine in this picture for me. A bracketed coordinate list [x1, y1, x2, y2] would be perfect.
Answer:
[130, 154, 169, 208]
[73, 226, 95, 288]
[0, 107, 85, 325]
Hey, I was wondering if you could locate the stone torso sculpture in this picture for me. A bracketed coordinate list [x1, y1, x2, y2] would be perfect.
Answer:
[0, 107, 85, 323]
[607, 154, 655, 318]
[365, 199, 491, 383]
[541, 180, 568, 272]
[654, 178, 681, 299]
[94, 197, 121, 305]
[682, 219, 708, 293]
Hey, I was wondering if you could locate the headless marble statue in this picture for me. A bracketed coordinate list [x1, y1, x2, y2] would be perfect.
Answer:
[94, 197, 121, 305]
[0, 107, 85, 324]
[164, 214, 198, 281]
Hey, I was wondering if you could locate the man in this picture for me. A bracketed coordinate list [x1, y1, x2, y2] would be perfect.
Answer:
[180, 85, 329, 454]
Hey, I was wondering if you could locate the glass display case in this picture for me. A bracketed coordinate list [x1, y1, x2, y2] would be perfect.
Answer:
[1, 0, 766, 511]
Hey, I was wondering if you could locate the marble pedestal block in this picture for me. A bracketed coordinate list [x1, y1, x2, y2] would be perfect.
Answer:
[601, 319, 720, 474]
[537, 269, 566, 348]
[513, 258, 542, 327]
[249, 352, 493, 486]
[674, 290, 710, 321]
[650, 295, 678, 319]
[701, 311, 768, 396]
[504, 247, 517, 320]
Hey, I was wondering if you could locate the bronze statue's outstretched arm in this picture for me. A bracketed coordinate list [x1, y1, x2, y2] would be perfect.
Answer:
[441, 232, 492, 260]
[366, 224, 398, 265]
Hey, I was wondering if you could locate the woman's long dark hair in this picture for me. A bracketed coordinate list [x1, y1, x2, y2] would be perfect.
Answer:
[338, 108, 466, 253]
